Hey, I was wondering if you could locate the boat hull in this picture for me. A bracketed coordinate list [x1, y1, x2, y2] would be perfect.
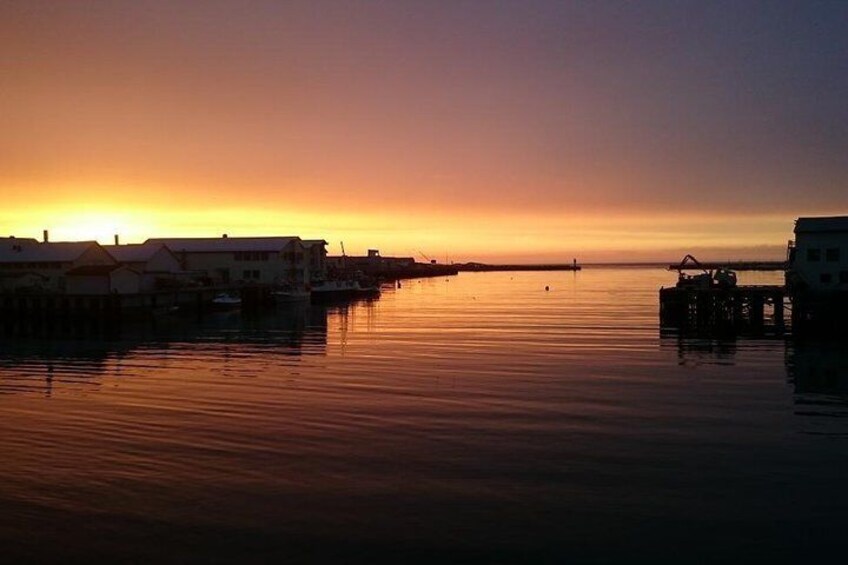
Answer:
[310, 281, 380, 303]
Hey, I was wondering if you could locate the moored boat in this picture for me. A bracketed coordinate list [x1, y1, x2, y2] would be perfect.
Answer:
[310, 279, 381, 302]
[211, 292, 242, 310]
[272, 284, 311, 304]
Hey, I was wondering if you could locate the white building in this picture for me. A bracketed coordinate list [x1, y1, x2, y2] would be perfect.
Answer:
[0, 240, 117, 293]
[145, 236, 321, 285]
[788, 216, 848, 292]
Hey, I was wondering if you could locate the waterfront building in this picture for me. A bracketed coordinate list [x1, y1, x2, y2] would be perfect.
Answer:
[145, 236, 319, 286]
[65, 264, 142, 295]
[103, 242, 183, 291]
[327, 249, 416, 275]
[787, 216, 848, 292]
[302, 239, 329, 282]
[0, 240, 117, 293]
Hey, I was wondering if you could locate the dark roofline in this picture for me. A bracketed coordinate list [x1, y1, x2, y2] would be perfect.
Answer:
[0, 240, 116, 264]
[143, 237, 303, 253]
[795, 216, 848, 234]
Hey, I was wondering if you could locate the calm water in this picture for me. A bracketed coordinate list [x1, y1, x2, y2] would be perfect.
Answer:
[2, 268, 847, 563]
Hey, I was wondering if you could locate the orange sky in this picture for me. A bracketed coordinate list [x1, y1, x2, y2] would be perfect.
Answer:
[2, 2, 846, 262]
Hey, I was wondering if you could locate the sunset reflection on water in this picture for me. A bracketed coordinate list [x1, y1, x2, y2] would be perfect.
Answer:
[1, 268, 846, 563]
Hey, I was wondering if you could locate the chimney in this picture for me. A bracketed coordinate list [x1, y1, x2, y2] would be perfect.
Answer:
[114, 234, 120, 245]
[222, 233, 228, 239]
[43, 229, 48, 243]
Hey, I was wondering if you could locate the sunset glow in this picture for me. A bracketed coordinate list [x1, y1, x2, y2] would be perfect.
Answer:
[2, 1, 846, 260]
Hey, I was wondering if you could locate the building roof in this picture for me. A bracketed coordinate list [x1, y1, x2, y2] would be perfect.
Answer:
[0, 241, 106, 263]
[103, 242, 172, 263]
[145, 237, 300, 253]
[795, 216, 848, 234]
[0, 237, 39, 245]
[302, 239, 328, 247]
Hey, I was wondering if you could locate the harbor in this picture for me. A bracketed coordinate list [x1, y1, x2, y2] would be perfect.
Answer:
[0, 235, 459, 337]
[2, 266, 846, 564]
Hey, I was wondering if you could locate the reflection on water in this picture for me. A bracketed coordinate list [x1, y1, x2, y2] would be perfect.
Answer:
[1, 268, 847, 563]
[787, 340, 848, 397]
[0, 304, 330, 396]
[786, 340, 848, 434]
[661, 336, 739, 367]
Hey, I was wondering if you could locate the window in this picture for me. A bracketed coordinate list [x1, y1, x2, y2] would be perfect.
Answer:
[840, 271, 848, 284]
[826, 248, 840, 262]
[807, 248, 821, 262]
[243, 269, 252, 279]
[820, 273, 832, 284]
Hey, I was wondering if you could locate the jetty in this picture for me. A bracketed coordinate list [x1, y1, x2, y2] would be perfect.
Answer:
[659, 254, 787, 335]
[660, 284, 786, 335]
[455, 262, 581, 272]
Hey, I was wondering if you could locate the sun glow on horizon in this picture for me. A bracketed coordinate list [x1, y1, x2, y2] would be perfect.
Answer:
[6, 208, 159, 246]
[0, 198, 796, 263]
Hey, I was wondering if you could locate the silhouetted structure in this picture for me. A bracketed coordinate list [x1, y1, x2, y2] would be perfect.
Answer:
[328, 249, 457, 280]
[659, 254, 785, 335]
[786, 216, 848, 333]
[146, 236, 328, 286]
[0, 239, 116, 293]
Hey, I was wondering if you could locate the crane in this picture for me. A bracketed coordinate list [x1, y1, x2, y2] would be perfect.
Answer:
[340, 241, 346, 257]
[417, 249, 433, 263]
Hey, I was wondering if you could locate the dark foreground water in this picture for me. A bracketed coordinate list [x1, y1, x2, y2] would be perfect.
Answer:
[1, 268, 847, 563]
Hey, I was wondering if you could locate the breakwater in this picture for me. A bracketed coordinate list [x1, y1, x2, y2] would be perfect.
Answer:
[337, 263, 458, 281]
[455, 263, 581, 272]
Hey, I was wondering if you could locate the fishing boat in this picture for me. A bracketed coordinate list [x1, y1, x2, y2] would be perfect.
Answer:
[272, 283, 311, 304]
[310, 279, 380, 302]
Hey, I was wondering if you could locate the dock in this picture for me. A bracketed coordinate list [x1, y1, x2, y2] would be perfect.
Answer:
[0, 285, 276, 338]
[659, 285, 787, 335]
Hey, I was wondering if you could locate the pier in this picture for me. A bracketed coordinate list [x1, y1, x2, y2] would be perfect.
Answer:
[659, 285, 787, 335]
[0, 285, 275, 338]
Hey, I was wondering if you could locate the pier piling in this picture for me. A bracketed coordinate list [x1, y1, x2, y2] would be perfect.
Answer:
[660, 285, 787, 335]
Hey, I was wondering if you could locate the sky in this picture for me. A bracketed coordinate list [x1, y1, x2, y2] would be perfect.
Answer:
[1, 0, 847, 262]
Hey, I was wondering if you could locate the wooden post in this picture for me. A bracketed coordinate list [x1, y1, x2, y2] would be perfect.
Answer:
[773, 291, 785, 331]
[750, 293, 765, 331]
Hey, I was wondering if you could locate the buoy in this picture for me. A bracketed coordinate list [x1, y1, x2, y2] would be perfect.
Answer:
[545, 286, 550, 291]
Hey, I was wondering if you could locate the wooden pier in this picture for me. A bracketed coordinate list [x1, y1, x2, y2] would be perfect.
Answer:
[659, 285, 787, 335]
[0, 285, 276, 338]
